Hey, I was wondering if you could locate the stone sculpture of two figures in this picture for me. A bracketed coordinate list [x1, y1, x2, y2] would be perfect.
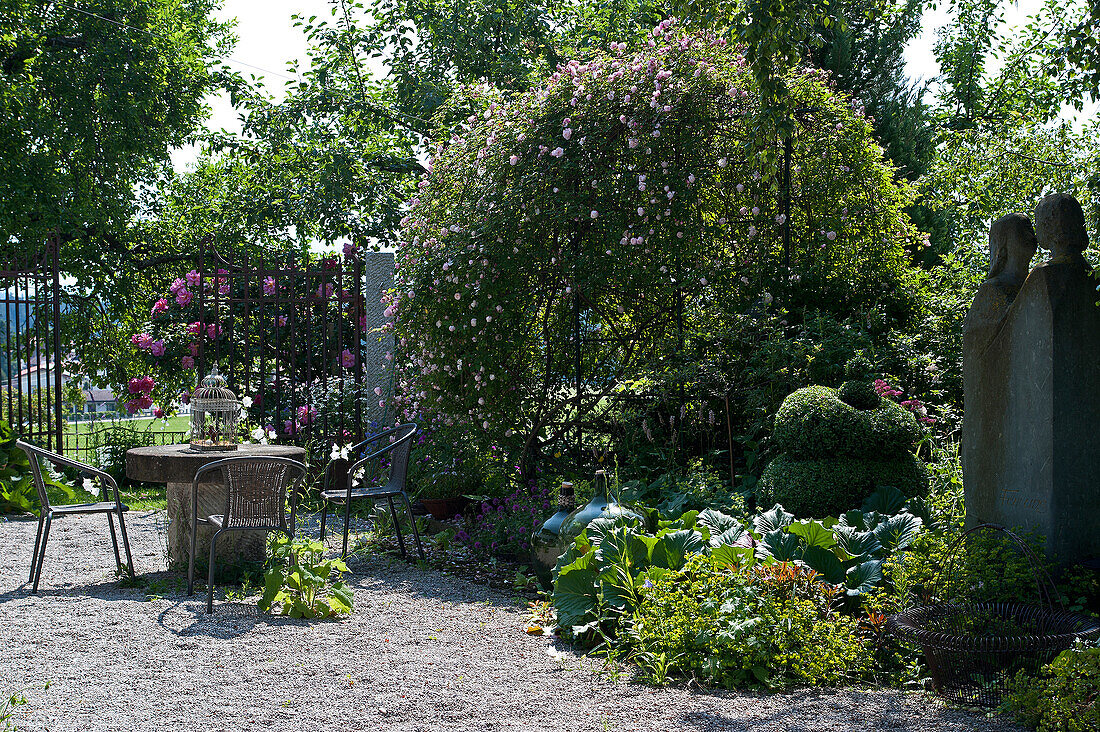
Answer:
[962, 193, 1100, 562]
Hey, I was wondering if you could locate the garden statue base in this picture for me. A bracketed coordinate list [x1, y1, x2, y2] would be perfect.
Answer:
[126, 443, 307, 578]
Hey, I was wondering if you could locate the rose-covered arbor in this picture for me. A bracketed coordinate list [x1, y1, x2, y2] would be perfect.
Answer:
[390, 22, 924, 483]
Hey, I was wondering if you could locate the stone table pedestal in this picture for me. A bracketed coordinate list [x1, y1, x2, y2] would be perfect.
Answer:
[126, 444, 307, 575]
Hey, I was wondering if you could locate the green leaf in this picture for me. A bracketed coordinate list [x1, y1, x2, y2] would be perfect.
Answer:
[872, 513, 923, 552]
[833, 526, 883, 558]
[328, 584, 354, 615]
[845, 559, 884, 594]
[698, 509, 750, 547]
[597, 525, 650, 570]
[553, 551, 600, 629]
[598, 560, 637, 612]
[787, 520, 836, 549]
[800, 545, 846, 584]
[862, 486, 908, 515]
[754, 504, 794, 534]
[759, 530, 802, 561]
[650, 529, 707, 570]
[710, 544, 756, 569]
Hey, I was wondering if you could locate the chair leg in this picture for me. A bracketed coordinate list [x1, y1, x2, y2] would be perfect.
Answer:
[400, 493, 426, 560]
[341, 500, 352, 558]
[117, 510, 135, 579]
[29, 515, 44, 583]
[388, 496, 407, 558]
[106, 512, 122, 573]
[319, 501, 327, 542]
[187, 515, 199, 596]
[32, 515, 52, 594]
[206, 530, 221, 614]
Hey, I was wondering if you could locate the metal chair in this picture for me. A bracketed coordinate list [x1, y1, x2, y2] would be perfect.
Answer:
[186, 455, 307, 613]
[319, 423, 424, 560]
[16, 440, 135, 593]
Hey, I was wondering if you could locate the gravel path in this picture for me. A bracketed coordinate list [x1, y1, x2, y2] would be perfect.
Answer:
[0, 512, 1027, 732]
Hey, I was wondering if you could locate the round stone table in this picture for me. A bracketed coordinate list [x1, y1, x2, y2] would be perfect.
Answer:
[126, 444, 307, 575]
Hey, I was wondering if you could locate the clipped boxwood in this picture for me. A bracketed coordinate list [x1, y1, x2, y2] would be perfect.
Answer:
[757, 454, 928, 518]
[772, 385, 922, 460]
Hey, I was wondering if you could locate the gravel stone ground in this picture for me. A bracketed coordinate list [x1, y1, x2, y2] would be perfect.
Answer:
[0, 511, 1028, 732]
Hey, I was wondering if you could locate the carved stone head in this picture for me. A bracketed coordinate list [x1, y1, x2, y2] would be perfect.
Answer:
[989, 212, 1036, 283]
[1035, 193, 1088, 261]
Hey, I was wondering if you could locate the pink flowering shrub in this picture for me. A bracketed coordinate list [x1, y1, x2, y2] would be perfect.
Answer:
[118, 253, 375, 427]
[390, 23, 923, 480]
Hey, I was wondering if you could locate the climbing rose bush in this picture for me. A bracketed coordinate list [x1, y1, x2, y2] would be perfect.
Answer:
[390, 22, 923, 478]
[122, 256, 374, 431]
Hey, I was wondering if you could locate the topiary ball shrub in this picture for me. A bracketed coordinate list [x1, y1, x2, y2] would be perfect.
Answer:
[837, 379, 881, 410]
[757, 453, 928, 519]
[759, 384, 927, 517]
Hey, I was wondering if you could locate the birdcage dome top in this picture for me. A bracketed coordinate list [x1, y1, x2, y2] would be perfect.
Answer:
[193, 364, 237, 403]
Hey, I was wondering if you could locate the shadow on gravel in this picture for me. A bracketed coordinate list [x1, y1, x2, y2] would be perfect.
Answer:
[155, 598, 315, 639]
[344, 556, 521, 610]
[0, 578, 145, 604]
[674, 687, 1020, 732]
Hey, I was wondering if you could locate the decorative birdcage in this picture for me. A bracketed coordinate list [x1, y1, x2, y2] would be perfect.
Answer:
[189, 365, 240, 451]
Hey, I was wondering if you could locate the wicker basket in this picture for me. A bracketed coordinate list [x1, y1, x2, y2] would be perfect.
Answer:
[887, 524, 1100, 707]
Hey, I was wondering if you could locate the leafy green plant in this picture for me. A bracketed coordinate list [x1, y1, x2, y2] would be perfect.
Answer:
[551, 487, 927, 636]
[629, 555, 871, 689]
[1002, 643, 1100, 732]
[0, 687, 27, 732]
[84, 422, 172, 488]
[619, 460, 747, 520]
[758, 382, 929, 517]
[259, 535, 354, 619]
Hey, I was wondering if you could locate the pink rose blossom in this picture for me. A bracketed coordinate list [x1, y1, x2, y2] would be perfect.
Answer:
[150, 340, 166, 357]
[340, 349, 355, 368]
[296, 405, 316, 425]
[175, 288, 192, 306]
[150, 299, 169, 318]
[181, 356, 195, 369]
[263, 277, 276, 296]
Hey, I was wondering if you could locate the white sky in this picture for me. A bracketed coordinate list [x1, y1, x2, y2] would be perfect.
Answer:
[171, 0, 1086, 172]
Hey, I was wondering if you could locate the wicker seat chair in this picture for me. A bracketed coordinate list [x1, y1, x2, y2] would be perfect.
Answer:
[16, 440, 135, 593]
[318, 422, 423, 560]
[187, 455, 307, 613]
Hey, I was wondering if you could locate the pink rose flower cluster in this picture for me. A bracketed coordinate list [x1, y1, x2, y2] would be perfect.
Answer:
[131, 332, 166, 358]
[874, 379, 935, 425]
[285, 404, 318, 435]
[125, 376, 156, 414]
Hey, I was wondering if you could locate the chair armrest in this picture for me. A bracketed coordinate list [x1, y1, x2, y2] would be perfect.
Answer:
[16, 440, 126, 512]
[344, 429, 415, 497]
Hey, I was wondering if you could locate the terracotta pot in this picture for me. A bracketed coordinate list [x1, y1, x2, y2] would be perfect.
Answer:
[420, 496, 470, 520]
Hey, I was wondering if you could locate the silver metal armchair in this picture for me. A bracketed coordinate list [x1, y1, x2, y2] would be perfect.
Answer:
[318, 423, 423, 560]
[16, 440, 134, 593]
[186, 455, 307, 613]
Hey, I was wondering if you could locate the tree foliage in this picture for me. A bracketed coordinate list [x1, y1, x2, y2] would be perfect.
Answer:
[0, 0, 231, 256]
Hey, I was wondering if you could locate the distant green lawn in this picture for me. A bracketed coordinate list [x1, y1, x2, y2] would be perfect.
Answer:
[64, 415, 190, 454]
[59, 416, 190, 511]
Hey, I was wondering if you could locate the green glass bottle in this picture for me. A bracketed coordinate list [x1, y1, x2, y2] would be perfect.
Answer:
[558, 469, 642, 546]
[531, 481, 575, 588]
